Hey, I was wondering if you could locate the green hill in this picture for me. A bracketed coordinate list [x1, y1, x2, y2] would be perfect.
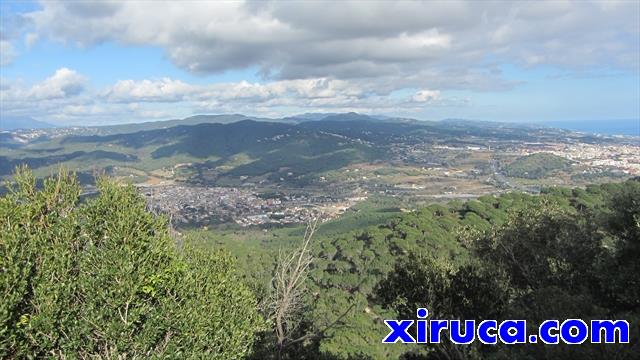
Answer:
[0, 116, 55, 131]
[186, 177, 640, 359]
[0, 120, 383, 185]
[505, 152, 572, 179]
[1, 115, 621, 188]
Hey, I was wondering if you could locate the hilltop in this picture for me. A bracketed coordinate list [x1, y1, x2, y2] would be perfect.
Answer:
[0, 116, 56, 131]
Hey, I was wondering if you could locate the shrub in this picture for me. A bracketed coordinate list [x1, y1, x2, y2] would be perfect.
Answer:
[0, 167, 262, 358]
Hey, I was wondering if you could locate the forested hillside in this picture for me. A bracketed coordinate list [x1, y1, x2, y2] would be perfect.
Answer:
[226, 178, 640, 359]
[1, 168, 638, 359]
[0, 120, 383, 185]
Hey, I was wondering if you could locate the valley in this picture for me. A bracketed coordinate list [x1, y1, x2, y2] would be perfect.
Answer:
[2, 113, 638, 230]
[0, 113, 640, 231]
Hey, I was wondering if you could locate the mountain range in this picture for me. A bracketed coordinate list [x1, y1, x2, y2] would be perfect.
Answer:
[0, 112, 630, 188]
[0, 116, 56, 131]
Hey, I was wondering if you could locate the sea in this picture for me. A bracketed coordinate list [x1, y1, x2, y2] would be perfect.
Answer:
[540, 119, 639, 137]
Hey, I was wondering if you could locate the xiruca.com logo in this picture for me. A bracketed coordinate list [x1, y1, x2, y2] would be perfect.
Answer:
[382, 309, 630, 345]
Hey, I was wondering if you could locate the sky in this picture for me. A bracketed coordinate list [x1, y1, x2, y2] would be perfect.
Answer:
[0, 0, 639, 126]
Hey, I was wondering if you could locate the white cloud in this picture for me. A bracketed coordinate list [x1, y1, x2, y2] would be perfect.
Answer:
[3, 0, 638, 124]
[101, 77, 366, 105]
[1, 68, 92, 123]
[61, 104, 108, 116]
[412, 89, 441, 103]
[2, 70, 465, 124]
[25, 0, 639, 86]
[29, 68, 87, 100]
[105, 78, 196, 102]
[1, 68, 87, 107]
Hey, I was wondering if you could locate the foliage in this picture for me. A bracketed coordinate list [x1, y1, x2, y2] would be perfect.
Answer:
[377, 256, 509, 359]
[0, 167, 263, 358]
[376, 179, 640, 359]
[226, 179, 639, 359]
[3, 127, 638, 359]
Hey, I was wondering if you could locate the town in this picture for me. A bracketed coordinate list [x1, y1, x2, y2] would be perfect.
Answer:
[141, 184, 363, 227]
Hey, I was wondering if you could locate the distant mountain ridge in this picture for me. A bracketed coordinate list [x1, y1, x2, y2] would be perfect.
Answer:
[1, 117, 56, 131]
[90, 114, 264, 135]
[0, 110, 587, 130]
[4, 112, 635, 141]
[0, 119, 385, 184]
[68, 112, 413, 136]
[1, 111, 628, 188]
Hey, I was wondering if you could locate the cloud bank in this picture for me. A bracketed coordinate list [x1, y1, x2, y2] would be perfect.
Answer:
[26, 1, 638, 79]
[1, 1, 638, 124]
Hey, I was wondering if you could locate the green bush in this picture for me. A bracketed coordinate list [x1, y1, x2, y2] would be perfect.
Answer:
[375, 180, 640, 359]
[0, 167, 262, 358]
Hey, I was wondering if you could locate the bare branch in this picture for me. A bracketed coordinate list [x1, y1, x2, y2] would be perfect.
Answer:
[267, 219, 318, 353]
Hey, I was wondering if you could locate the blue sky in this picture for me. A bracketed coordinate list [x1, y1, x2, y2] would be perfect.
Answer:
[1, 1, 638, 126]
